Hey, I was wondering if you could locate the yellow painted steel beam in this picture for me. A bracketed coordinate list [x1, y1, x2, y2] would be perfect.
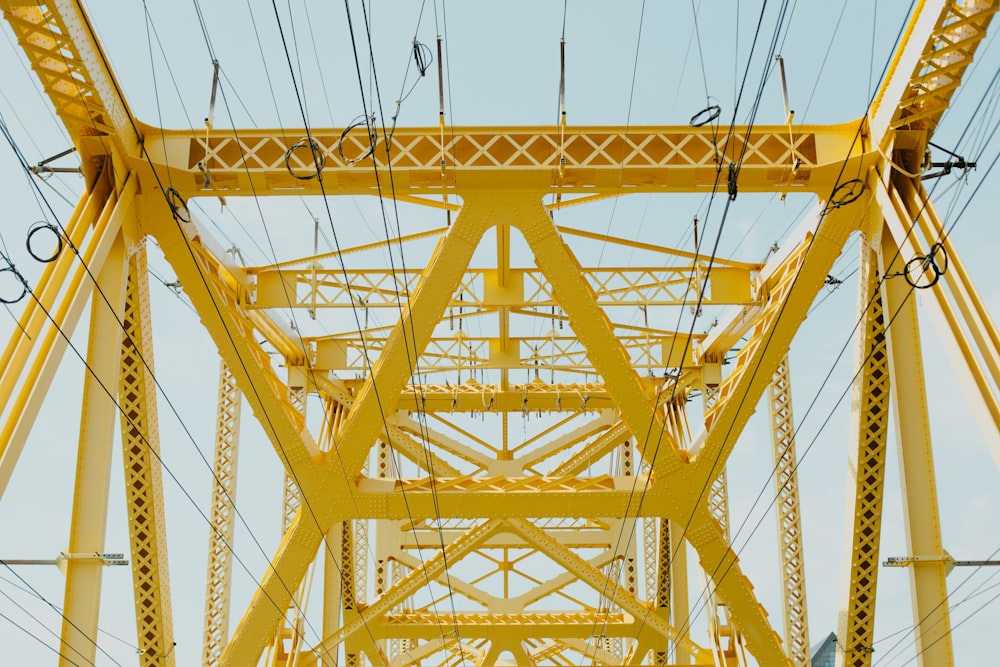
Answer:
[118, 244, 175, 667]
[250, 265, 759, 310]
[0, 172, 128, 498]
[508, 192, 679, 471]
[202, 362, 242, 667]
[145, 201, 324, 499]
[879, 229, 954, 667]
[314, 519, 503, 654]
[281, 384, 307, 535]
[837, 234, 891, 667]
[506, 518, 710, 663]
[310, 332, 704, 373]
[878, 176, 1000, 466]
[367, 379, 661, 413]
[870, 0, 998, 145]
[768, 356, 811, 667]
[668, 520, 691, 665]
[368, 613, 635, 639]
[692, 198, 868, 480]
[223, 199, 491, 665]
[309, 373, 460, 475]
[59, 232, 126, 667]
[0, 0, 139, 170]
[141, 121, 872, 198]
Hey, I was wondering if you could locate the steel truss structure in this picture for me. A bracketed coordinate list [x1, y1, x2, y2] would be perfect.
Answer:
[0, 1, 998, 666]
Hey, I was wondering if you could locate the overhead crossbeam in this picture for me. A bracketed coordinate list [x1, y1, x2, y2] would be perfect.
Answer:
[142, 122, 871, 197]
[249, 265, 759, 310]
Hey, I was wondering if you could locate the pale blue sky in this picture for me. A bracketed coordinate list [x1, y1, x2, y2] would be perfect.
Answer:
[0, 1, 998, 665]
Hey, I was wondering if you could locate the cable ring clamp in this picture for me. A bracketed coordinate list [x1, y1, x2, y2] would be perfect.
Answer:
[165, 187, 190, 223]
[26, 221, 63, 263]
[927, 242, 948, 275]
[690, 105, 721, 128]
[338, 115, 377, 165]
[828, 178, 865, 208]
[904, 253, 943, 289]
[0, 267, 27, 304]
[285, 138, 327, 180]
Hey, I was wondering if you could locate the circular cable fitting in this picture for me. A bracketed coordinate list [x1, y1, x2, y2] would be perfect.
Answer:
[166, 187, 190, 223]
[26, 221, 63, 263]
[829, 179, 865, 208]
[904, 254, 942, 289]
[690, 105, 721, 128]
[284, 138, 327, 180]
[338, 116, 377, 165]
[927, 242, 948, 275]
[0, 267, 27, 305]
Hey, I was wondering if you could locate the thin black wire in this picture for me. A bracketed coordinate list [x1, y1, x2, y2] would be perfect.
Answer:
[0, 578, 97, 666]
[595, 0, 646, 269]
[135, 9, 343, 656]
[873, 546, 1000, 666]
[268, 0, 461, 658]
[0, 573, 140, 651]
[339, 0, 470, 656]
[354, 0, 470, 658]
[584, 0, 784, 650]
[670, 19, 996, 656]
[701, 148, 996, 662]
[655, 1, 919, 653]
[37, 4, 351, 658]
[589, 0, 790, 651]
[0, 606, 84, 666]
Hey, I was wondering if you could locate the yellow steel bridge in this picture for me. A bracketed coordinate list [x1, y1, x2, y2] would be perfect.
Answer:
[0, 1, 998, 665]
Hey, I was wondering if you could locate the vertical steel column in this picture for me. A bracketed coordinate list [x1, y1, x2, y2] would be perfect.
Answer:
[838, 236, 890, 667]
[202, 361, 242, 667]
[880, 231, 953, 667]
[768, 356, 811, 666]
[59, 234, 126, 667]
[118, 244, 176, 666]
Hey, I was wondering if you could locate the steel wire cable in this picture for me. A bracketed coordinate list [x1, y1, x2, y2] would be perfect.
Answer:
[0, 573, 141, 653]
[0, 243, 314, 664]
[611, 2, 924, 657]
[0, 574, 98, 666]
[266, 0, 466, 657]
[0, 606, 84, 666]
[588, 0, 796, 652]
[173, 4, 391, 658]
[666, 43, 997, 660]
[585, 7, 783, 656]
[16, 3, 361, 658]
[354, 0, 472, 644]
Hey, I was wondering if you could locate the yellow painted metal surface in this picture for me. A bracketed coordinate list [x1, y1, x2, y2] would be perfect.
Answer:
[768, 358, 810, 667]
[118, 245, 175, 667]
[59, 233, 126, 667]
[202, 362, 242, 667]
[837, 237, 891, 667]
[0, 0, 997, 665]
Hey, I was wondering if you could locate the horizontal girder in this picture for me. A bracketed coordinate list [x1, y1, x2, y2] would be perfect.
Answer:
[250, 265, 759, 310]
[140, 121, 872, 197]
